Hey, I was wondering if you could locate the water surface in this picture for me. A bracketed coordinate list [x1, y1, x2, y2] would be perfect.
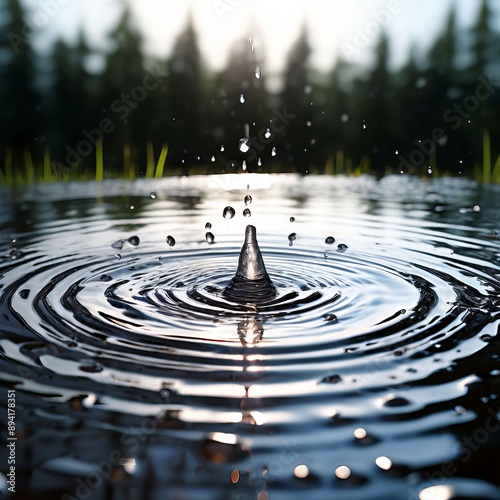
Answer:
[1, 174, 500, 499]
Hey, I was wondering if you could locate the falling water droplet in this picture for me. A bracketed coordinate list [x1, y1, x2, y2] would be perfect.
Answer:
[239, 138, 251, 153]
[242, 160, 247, 171]
[257, 157, 262, 166]
[271, 147, 276, 157]
[244, 195, 252, 205]
[223, 206, 236, 219]
[205, 222, 212, 230]
[264, 128, 271, 139]
[220, 145, 225, 152]
[128, 236, 140, 246]
[325, 236, 335, 244]
[111, 239, 124, 250]
[288, 232, 297, 242]
[337, 243, 348, 252]
[255, 65, 261, 78]
[166, 235, 176, 247]
[362, 122, 367, 130]
[243, 208, 251, 217]
[289, 216, 295, 223]
[240, 94, 246, 104]
[428, 167, 432, 174]
[248, 36, 254, 51]
[150, 192, 156, 199]
[115, 253, 122, 260]
[211, 155, 215, 162]
[206, 232, 215, 244]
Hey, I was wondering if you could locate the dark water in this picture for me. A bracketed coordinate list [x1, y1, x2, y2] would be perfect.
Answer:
[1, 174, 500, 500]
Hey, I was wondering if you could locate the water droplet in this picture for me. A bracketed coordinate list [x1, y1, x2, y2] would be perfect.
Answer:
[243, 208, 251, 217]
[428, 167, 432, 174]
[205, 222, 212, 230]
[304, 84, 312, 94]
[306, 121, 312, 127]
[341, 114, 349, 123]
[239, 94, 246, 104]
[288, 232, 297, 241]
[289, 216, 295, 223]
[375, 456, 392, 470]
[206, 232, 215, 244]
[242, 160, 247, 171]
[220, 145, 225, 152]
[335, 466, 351, 479]
[150, 192, 156, 199]
[257, 158, 262, 166]
[111, 239, 124, 250]
[79, 360, 103, 373]
[362, 122, 367, 130]
[271, 147, 276, 157]
[255, 65, 261, 78]
[337, 243, 348, 252]
[100, 274, 113, 282]
[160, 388, 171, 399]
[223, 206, 236, 219]
[325, 236, 335, 244]
[455, 405, 467, 415]
[294, 465, 309, 479]
[166, 235, 176, 247]
[129, 205, 135, 210]
[244, 195, 252, 205]
[383, 396, 410, 407]
[211, 155, 216, 162]
[323, 313, 338, 322]
[322, 374, 342, 383]
[128, 236, 140, 246]
[238, 137, 251, 153]
[264, 128, 271, 139]
[19, 289, 30, 299]
[115, 253, 122, 260]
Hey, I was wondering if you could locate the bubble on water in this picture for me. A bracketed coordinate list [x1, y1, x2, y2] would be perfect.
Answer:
[257, 157, 262, 166]
[337, 243, 348, 252]
[205, 232, 215, 244]
[264, 128, 271, 139]
[244, 195, 252, 205]
[205, 222, 212, 230]
[211, 156, 216, 162]
[238, 138, 251, 153]
[243, 208, 251, 217]
[255, 65, 261, 79]
[223, 206, 236, 219]
[239, 94, 246, 104]
[220, 145, 225, 152]
[128, 236, 140, 246]
[288, 232, 297, 242]
[150, 192, 156, 199]
[325, 236, 335, 244]
[289, 216, 295, 223]
[271, 147, 276, 157]
[166, 235, 176, 247]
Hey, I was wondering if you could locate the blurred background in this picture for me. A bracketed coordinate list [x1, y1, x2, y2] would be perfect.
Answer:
[0, 0, 499, 183]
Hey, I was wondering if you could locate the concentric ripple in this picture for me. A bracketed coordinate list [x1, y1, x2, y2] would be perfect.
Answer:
[1, 175, 500, 499]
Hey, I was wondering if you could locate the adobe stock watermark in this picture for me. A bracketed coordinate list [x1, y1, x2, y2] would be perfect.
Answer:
[230, 437, 307, 500]
[407, 405, 500, 500]
[8, 0, 71, 54]
[61, 412, 162, 499]
[342, 0, 403, 60]
[212, 0, 246, 21]
[398, 75, 496, 173]
[51, 64, 167, 176]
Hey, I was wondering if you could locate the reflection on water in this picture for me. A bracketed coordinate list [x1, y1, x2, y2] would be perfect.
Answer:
[1, 174, 500, 499]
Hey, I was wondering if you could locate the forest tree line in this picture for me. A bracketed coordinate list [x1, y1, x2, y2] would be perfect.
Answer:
[0, 0, 499, 181]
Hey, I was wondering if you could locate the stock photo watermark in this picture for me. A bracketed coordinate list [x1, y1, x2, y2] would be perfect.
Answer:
[213, 0, 246, 21]
[5, 390, 17, 494]
[342, 0, 403, 60]
[51, 64, 167, 175]
[398, 74, 496, 172]
[8, 0, 71, 54]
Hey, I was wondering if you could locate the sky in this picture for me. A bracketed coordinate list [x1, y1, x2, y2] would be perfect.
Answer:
[23, 0, 485, 74]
